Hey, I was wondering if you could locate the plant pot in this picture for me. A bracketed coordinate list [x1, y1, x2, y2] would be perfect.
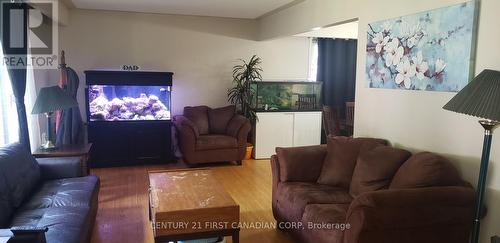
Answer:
[244, 143, 254, 160]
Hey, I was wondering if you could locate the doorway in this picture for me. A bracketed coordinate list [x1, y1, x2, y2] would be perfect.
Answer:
[296, 20, 358, 139]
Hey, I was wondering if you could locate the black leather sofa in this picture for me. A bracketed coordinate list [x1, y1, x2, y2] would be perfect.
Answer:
[0, 143, 99, 243]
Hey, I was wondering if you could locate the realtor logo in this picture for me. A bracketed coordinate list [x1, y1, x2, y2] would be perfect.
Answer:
[1, 1, 58, 69]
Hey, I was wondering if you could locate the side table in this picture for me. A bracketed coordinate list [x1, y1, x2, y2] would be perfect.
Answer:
[32, 143, 93, 175]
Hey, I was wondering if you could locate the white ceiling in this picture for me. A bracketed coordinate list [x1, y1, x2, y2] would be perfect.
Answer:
[70, 0, 299, 19]
[296, 21, 359, 39]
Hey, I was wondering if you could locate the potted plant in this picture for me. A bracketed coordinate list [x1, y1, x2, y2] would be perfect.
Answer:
[227, 55, 262, 159]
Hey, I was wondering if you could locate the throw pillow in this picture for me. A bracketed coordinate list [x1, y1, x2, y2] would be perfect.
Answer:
[208, 105, 236, 134]
[349, 145, 411, 197]
[184, 106, 210, 135]
[390, 152, 462, 189]
[316, 136, 387, 188]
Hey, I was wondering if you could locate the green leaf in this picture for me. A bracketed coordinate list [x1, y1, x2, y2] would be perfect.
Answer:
[228, 55, 263, 123]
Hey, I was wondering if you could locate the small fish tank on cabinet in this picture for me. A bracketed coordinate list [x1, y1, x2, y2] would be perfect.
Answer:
[252, 81, 322, 111]
[85, 70, 174, 168]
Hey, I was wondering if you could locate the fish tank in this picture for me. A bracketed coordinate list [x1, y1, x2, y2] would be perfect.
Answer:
[252, 81, 322, 111]
[87, 85, 171, 121]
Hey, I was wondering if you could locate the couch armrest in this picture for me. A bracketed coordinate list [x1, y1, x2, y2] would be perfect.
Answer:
[36, 157, 84, 180]
[174, 115, 200, 138]
[0, 227, 48, 243]
[270, 155, 281, 189]
[275, 145, 327, 182]
[270, 155, 281, 215]
[226, 115, 250, 138]
[174, 115, 199, 154]
[344, 186, 475, 243]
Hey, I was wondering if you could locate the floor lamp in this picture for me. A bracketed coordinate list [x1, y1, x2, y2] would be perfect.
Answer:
[443, 69, 500, 243]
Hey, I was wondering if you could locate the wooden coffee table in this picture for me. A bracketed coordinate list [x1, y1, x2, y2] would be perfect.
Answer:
[148, 169, 240, 243]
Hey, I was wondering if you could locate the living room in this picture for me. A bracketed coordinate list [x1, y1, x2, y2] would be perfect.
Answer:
[1, 0, 500, 243]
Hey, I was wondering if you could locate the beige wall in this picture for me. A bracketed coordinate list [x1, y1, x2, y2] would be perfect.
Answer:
[260, 0, 500, 241]
[258, 0, 359, 40]
[295, 21, 358, 39]
[56, 9, 309, 116]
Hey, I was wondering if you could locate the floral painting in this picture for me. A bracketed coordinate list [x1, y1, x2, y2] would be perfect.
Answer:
[365, 1, 477, 92]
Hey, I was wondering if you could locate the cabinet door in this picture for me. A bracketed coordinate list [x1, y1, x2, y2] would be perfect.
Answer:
[255, 112, 294, 159]
[293, 112, 322, 147]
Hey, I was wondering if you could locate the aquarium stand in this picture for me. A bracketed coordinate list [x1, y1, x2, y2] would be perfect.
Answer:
[85, 70, 174, 167]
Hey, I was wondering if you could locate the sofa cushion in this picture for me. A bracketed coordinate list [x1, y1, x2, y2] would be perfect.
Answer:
[196, 135, 238, 150]
[276, 182, 352, 223]
[0, 143, 41, 208]
[317, 137, 387, 188]
[390, 152, 462, 189]
[11, 175, 99, 243]
[184, 106, 210, 135]
[0, 176, 13, 228]
[19, 176, 99, 210]
[350, 146, 411, 197]
[208, 105, 235, 134]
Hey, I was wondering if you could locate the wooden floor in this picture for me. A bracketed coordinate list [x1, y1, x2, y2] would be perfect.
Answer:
[90, 160, 292, 243]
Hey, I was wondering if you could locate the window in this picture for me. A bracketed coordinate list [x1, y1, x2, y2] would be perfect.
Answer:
[308, 38, 319, 81]
[0, 43, 20, 145]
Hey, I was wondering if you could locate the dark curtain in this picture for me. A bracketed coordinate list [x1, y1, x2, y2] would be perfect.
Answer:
[56, 67, 84, 146]
[317, 38, 357, 120]
[1, 2, 31, 150]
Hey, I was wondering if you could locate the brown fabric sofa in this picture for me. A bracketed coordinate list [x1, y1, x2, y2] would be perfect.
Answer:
[174, 105, 251, 165]
[271, 136, 475, 243]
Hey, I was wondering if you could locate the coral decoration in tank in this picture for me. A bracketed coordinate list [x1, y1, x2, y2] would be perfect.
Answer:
[88, 85, 171, 121]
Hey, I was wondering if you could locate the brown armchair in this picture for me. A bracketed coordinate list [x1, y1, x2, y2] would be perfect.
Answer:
[174, 105, 251, 165]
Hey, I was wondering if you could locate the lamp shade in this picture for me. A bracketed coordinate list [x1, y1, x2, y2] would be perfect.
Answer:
[32, 86, 79, 114]
[443, 69, 500, 122]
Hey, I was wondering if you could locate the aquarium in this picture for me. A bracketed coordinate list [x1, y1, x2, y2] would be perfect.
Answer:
[87, 85, 171, 121]
[252, 81, 322, 111]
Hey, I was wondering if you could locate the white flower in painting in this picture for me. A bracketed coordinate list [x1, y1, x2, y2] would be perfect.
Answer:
[401, 22, 410, 36]
[381, 21, 392, 32]
[412, 51, 428, 80]
[395, 57, 416, 89]
[435, 59, 446, 73]
[384, 38, 404, 67]
[407, 36, 417, 48]
[401, 21, 422, 48]
[372, 32, 389, 53]
[401, 22, 420, 38]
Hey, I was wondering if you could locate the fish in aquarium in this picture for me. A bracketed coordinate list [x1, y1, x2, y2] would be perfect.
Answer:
[89, 85, 170, 121]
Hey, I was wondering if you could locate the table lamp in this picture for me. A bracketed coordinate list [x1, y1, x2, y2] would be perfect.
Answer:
[443, 69, 500, 243]
[32, 86, 78, 150]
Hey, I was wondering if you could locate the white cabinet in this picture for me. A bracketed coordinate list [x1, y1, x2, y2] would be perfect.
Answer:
[293, 112, 322, 147]
[254, 112, 294, 159]
[254, 111, 322, 159]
